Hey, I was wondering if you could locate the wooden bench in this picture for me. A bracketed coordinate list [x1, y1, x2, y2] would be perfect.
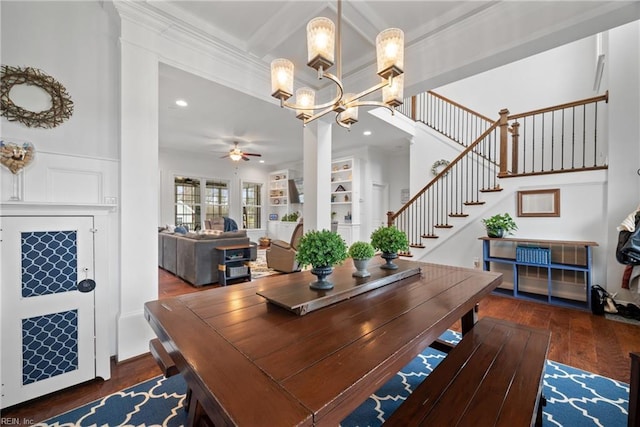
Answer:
[630, 352, 640, 427]
[149, 338, 179, 378]
[385, 317, 551, 427]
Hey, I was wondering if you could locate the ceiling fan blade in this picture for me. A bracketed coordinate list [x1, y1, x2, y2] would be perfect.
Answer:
[243, 152, 262, 157]
[242, 155, 250, 161]
[220, 154, 230, 159]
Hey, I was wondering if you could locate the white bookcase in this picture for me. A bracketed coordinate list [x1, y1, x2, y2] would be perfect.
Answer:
[331, 157, 359, 245]
[268, 169, 289, 221]
[267, 169, 301, 242]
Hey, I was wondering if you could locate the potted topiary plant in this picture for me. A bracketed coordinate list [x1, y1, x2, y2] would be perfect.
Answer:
[348, 241, 375, 277]
[370, 225, 409, 270]
[481, 213, 518, 238]
[295, 229, 348, 290]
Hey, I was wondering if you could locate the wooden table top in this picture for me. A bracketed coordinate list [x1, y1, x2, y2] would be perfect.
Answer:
[145, 258, 502, 426]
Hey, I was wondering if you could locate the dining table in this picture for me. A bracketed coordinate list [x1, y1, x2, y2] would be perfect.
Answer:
[144, 257, 502, 426]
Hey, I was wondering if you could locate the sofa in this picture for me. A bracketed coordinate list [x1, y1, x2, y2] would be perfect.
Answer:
[158, 230, 256, 286]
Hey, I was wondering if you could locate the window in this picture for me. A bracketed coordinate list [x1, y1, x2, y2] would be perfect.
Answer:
[174, 177, 230, 230]
[242, 181, 262, 229]
[205, 180, 229, 221]
[174, 177, 201, 230]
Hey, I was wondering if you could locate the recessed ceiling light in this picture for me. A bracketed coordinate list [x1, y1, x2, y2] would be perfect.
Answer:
[175, 99, 188, 107]
[363, 130, 372, 136]
[259, 160, 265, 163]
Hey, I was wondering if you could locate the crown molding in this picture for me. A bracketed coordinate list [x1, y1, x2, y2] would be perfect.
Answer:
[113, 0, 274, 104]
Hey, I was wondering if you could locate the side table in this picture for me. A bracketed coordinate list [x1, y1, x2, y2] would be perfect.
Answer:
[217, 244, 252, 286]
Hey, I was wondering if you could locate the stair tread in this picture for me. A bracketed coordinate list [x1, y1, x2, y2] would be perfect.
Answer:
[480, 187, 502, 193]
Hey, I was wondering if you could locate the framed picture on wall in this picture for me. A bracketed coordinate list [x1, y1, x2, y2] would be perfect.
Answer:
[517, 189, 560, 217]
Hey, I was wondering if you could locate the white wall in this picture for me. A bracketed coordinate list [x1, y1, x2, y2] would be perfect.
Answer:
[0, 1, 120, 159]
[434, 35, 600, 119]
[606, 21, 640, 294]
[0, 1, 121, 353]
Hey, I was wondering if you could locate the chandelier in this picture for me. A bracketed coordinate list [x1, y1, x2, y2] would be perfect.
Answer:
[270, 0, 404, 129]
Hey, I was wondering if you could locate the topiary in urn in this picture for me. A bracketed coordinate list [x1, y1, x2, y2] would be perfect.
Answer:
[370, 226, 409, 270]
[348, 241, 375, 278]
[295, 229, 348, 290]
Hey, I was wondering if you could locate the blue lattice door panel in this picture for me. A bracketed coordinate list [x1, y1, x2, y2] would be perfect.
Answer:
[1, 216, 96, 408]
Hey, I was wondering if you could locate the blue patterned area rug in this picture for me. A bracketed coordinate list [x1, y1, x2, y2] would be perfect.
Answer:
[36, 331, 629, 427]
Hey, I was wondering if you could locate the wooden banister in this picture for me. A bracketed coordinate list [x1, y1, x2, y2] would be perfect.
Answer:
[427, 91, 494, 123]
[508, 92, 609, 120]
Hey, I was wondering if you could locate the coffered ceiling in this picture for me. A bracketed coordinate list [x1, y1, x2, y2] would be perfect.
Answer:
[150, 1, 640, 165]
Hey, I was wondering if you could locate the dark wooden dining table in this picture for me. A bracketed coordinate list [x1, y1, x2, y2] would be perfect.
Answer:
[145, 258, 502, 426]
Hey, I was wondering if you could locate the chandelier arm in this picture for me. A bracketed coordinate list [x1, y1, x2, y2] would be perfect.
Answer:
[345, 80, 391, 105]
[282, 72, 345, 111]
[303, 103, 343, 125]
[347, 100, 394, 113]
[335, 114, 351, 129]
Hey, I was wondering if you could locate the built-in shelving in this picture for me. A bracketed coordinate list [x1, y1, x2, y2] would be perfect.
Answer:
[331, 158, 359, 245]
[268, 170, 289, 221]
[480, 237, 598, 310]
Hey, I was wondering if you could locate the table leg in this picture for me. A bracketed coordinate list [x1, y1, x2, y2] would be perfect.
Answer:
[185, 387, 216, 427]
[461, 304, 479, 335]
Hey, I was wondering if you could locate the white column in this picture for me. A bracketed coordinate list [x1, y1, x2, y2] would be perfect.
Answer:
[117, 34, 159, 360]
[606, 21, 640, 294]
[303, 121, 332, 231]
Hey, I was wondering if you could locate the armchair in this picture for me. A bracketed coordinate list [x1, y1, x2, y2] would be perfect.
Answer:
[266, 222, 304, 273]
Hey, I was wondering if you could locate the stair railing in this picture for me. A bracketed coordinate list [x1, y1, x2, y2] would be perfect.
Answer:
[390, 92, 609, 249]
[400, 91, 495, 149]
[388, 120, 501, 248]
[500, 92, 609, 177]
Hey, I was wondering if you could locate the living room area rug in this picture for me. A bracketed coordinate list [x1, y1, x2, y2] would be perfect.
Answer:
[35, 330, 629, 427]
[249, 248, 281, 280]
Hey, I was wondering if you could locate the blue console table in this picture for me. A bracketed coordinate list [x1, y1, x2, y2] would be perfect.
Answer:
[480, 237, 598, 310]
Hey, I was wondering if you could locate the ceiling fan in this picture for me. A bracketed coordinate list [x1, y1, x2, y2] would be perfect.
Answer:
[220, 141, 262, 162]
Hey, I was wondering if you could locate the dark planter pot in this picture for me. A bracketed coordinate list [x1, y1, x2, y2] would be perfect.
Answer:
[310, 266, 334, 290]
[487, 228, 505, 238]
[380, 252, 399, 270]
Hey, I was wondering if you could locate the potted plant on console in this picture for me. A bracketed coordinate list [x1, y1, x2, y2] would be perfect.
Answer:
[482, 213, 518, 238]
[370, 226, 409, 270]
[296, 229, 348, 290]
[348, 241, 375, 278]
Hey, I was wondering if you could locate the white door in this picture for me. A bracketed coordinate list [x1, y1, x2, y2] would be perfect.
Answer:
[1, 216, 96, 408]
[372, 183, 389, 229]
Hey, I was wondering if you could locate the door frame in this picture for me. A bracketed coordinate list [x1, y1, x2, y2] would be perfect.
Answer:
[0, 205, 113, 408]
[370, 182, 390, 238]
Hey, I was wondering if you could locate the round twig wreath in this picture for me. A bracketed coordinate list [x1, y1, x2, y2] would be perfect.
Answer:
[0, 65, 74, 128]
[431, 159, 450, 176]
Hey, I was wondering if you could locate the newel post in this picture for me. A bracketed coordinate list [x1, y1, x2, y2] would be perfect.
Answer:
[387, 211, 395, 227]
[510, 121, 520, 175]
[498, 108, 510, 177]
[411, 95, 417, 121]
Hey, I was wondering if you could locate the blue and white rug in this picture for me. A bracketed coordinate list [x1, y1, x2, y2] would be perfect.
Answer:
[37, 330, 629, 427]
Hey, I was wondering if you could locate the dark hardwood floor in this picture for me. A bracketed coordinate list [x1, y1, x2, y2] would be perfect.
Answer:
[2, 268, 639, 426]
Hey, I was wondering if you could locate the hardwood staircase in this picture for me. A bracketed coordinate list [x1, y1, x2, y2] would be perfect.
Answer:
[389, 90, 609, 256]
